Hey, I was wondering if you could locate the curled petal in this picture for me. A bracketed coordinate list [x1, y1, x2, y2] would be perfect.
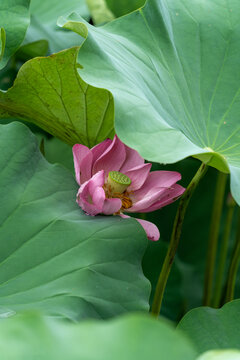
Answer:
[77, 170, 105, 216]
[134, 171, 182, 199]
[73, 144, 93, 185]
[92, 135, 126, 175]
[129, 171, 183, 212]
[137, 184, 185, 213]
[120, 143, 144, 173]
[119, 214, 160, 241]
[124, 163, 152, 191]
[102, 198, 122, 215]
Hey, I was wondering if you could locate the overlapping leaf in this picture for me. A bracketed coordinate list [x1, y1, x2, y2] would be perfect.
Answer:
[0, 122, 149, 320]
[0, 312, 197, 359]
[23, 0, 89, 54]
[106, 0, 145, 17]
[0, 47, 114, 147]
[178, 300, 240, 353]
[61, 0, 240, 204]
[0, 0, 30, 69]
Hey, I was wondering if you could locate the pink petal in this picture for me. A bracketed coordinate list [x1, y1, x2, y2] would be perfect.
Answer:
[120, 144, 144, 173]
[136, 184, 185, 213]
[135, 171, 182, 198]
[102, 198, 122, 215]
[92, 135, 126, 175]
[73, 144, 93, 185]
[119, 214, 160, 241]
[77, 171, 105, 215]
[129, 171, 182, 212]
[135, 218, 160, 241]
[92, 187, 106, 207]
[125, 163, 152, 191]
[88, 170, 105, 189]
[91, 138, 112, 164]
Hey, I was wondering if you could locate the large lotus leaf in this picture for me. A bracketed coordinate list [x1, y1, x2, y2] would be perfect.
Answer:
[0, 0, 30, 69]
[0, 47, 114, 147]
[0, 122, 149, 320]
[178, 300, 240, 353]
[23, 0, 89, 54]
[0, 312, 197, 360]
[61, 0, 240, 204]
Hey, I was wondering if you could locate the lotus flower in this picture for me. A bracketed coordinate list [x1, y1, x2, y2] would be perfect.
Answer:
[73, 136, 185, 241]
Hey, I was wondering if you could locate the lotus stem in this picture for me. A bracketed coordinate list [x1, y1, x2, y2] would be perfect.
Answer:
[212, 194, 235, 308]
[151, 162, 208, 318]
[203, 171, 227, 306]
[225, 207, 240, 303]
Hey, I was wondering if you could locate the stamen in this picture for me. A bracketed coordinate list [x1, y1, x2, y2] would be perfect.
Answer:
[111, 191, 132, 210]
[121, 195, 132, 209]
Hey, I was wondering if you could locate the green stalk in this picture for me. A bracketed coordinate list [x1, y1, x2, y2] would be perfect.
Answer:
[225, 207, 240, 303]
[151, 162, 208, 318]
[203, 171, 227, 306]
[212, 194, 235, 308]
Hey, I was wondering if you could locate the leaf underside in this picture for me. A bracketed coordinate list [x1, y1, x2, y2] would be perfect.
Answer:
[62, 0, 240, 204]
[0, 47, 114, 148]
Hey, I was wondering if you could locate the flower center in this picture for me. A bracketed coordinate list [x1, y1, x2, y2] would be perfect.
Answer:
[104, 171, 133, 211]
[107, 171, 131, 194]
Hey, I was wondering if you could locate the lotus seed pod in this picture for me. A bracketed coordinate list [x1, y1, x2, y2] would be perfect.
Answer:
[107, 171, 131, 194]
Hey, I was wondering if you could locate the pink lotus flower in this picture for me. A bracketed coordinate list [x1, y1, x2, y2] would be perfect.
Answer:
[73, 136, 185, 241]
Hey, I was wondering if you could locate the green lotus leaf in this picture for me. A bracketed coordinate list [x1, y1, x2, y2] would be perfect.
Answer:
[0, 122, 149, 320]
[61, 0, 240, 204]
[178, 300, 240, 353]
[41, 136, 74, 172]
[0, 47, 114, 147]
[0, 312, 197, 359]
[16, 40, 49, 61]
[0, 0, 30, 69]
[23, 0, 89, 54]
